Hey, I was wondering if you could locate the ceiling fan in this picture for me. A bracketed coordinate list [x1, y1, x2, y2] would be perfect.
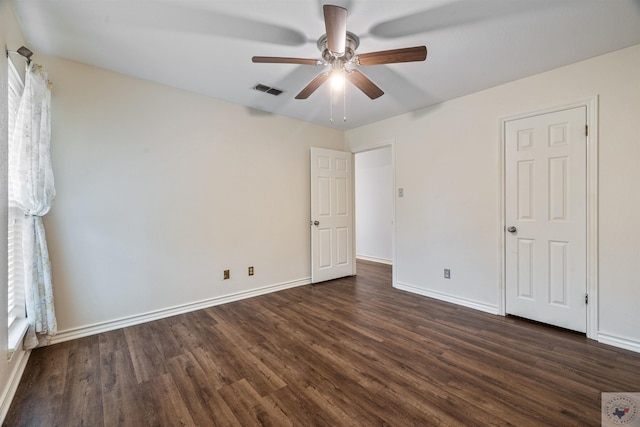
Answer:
[252, 4, 427, 100]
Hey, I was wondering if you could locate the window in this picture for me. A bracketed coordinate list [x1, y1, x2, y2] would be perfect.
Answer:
[7, 58, 28, 352]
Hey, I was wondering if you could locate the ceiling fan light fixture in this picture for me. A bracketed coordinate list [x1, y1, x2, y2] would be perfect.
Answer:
[330, 68, 345, 90]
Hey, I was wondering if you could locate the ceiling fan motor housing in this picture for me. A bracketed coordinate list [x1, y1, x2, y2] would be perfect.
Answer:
[318, 31, 360, 64]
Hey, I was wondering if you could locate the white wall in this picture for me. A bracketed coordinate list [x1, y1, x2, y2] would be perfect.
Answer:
[355, 147, 393, 264]
[33, 56, 344, 336]
[346, 44, 640, 350]
[0, 1, 30, 421]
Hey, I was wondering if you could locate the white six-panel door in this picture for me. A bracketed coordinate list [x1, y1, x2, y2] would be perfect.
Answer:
[505, 106, 587, 332]
[310, 147, 355, 283]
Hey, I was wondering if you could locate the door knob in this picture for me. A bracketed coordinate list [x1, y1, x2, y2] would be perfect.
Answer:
[313, 220, 320, 226]
[507, 226, 517, 233]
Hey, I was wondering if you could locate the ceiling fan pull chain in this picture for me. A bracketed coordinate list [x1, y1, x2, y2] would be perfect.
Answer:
[329, 84, 334, 123]
[343, 83, 347, 122]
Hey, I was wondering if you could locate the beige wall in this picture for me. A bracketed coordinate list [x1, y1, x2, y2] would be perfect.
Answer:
[35, 56, 344, 333]
[346, 44, 640, 349]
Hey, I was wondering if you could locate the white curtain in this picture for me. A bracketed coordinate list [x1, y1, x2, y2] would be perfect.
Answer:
[10, 62, 57, 349]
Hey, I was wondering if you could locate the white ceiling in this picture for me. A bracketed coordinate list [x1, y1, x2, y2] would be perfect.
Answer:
[11, 0, 640, 130]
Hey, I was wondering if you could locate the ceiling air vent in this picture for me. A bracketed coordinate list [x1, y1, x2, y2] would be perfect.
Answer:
[253, 83, 284, 96]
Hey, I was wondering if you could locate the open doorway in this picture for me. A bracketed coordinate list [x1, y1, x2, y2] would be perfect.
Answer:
[355, 146, 393, 266]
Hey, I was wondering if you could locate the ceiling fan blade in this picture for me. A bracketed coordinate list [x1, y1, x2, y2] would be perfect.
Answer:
[346, 70, 384, 99]
[356, 46, 427, 66]
[252, 56, 321, 65]
[57, 3, 307, 46]
[295, 73, 330, 99]
[323, 5, 348, 54]
[369, 2, 547, 39]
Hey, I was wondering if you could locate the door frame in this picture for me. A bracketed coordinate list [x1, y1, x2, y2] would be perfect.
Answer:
[498, 96, 599, 340]
[351, 140, 397, 287]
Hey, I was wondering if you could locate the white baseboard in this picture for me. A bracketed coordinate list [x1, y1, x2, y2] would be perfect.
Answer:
[50, 277, 311, 345]
[598, 332, 640, 354]
[0, 349, 30, 424]
[395, 281, 499, 315]
[356, 255, 392, 265]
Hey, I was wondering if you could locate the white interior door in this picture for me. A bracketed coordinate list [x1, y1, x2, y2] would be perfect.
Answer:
[505, 106, 587, 332]
[311, 147, 355, 283]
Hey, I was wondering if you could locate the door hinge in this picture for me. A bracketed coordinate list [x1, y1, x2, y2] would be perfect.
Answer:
[585, 125, 588, 137]
[585, 293, 589, 305]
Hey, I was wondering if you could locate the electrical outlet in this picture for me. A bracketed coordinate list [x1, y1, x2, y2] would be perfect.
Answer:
[444, 269, 451, 279]
[398, 188, 404, 197]
[248, 266, 254, 276]
[223, 270, 230, 280]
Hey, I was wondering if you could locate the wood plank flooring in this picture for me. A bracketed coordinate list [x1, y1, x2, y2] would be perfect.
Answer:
[5, 260, 640, 426]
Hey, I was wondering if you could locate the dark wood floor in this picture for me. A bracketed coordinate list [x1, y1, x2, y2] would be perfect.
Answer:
[5, 260, 640, 426]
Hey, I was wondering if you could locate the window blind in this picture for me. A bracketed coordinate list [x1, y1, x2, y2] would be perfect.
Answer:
[7, 58, 27, 350]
